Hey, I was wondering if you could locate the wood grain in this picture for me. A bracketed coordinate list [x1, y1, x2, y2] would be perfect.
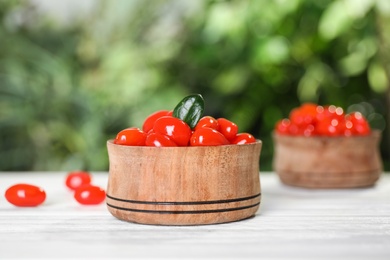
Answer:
[106, 140, 262, 225]
[273, 130, 382, 188]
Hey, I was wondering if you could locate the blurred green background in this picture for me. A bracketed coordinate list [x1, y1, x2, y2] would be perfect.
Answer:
[1, 0, 389, 172]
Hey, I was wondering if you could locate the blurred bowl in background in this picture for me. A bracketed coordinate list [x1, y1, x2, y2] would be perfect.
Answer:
[273, 131, 382, 188]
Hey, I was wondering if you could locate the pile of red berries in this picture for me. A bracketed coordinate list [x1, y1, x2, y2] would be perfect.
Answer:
[275, 103, 371, 137]
[115, 113, 256, 147]
[114, 94, 256, 147]
[4, 171, 105, 207]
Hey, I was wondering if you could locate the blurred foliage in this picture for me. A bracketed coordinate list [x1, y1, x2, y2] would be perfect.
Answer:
[0, 0, 389, 171]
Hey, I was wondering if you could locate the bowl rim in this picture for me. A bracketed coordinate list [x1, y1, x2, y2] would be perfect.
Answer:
[107, 139, 262, 149]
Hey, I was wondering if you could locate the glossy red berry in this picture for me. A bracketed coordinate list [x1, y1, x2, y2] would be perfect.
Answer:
[316, 118, 342, 136]
[65, 171, 92, 191]
[217, 118, 238, 141]
[345, 120, 353, 135]
[5, 184, 46, 207]
[195, 116, 219, 130]
[300, 103, 319, 115]
[114, 127, 147, 146]
[287, 122, 300, 136]
[145, 132, 177, 147]
[275, 119, 291, 135]
[316, 105, 344, 123]
[231, 133, 256, 145]
[346, 112, 371, 135]
[153, 116, 192, 146]
[301, 124, 316, 137]
[190, 127, 229, 146]
[290, 104, 317, 127]
[74, 185, 106, 205]
[142, 110, 171, 133]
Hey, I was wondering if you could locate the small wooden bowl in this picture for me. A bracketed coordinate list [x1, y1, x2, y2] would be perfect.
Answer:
[106, 140, 262, 225]
[273, 131, 382, 188]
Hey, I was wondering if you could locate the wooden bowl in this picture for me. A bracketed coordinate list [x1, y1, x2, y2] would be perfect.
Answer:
[106, 140, 262, 225]
[273, 130, 382, 188]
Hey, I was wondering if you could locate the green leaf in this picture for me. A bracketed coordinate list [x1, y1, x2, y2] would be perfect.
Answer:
[173, 94, 205, 129]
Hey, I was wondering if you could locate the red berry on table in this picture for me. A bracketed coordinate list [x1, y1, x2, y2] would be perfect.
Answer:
[142, 110, 171, 133]
[65, 171, 92, 191]
[231, 133, 256, 145]
[153, 116, 192, 146]
[74, 185, 106, 205]
[190, 127, 229, 146]
[114, 127, 147, 146]
[5, 184, 46, 207]
[217, 118, 238, 141]
[145, 132, 177, 147]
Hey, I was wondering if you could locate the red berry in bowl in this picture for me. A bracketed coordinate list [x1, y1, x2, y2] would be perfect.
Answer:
[347, 112, 371, 135]
[190, 127, 229, 146]
[217, 118, 238, 141]
[231, 133, 256, 145]
[195, 116, 219, 131]
[114, 127, 147, 146]
[142, 110, 171, 133]
[145, 132, 177, 147]
[153, 116, 192, 146]
[275, 119, 291, 135]
[275, 103, 372, 137]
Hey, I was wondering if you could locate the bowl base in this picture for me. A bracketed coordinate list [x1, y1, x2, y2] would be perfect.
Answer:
[277, 170, 381, 189]
[107, 207, 259, 226]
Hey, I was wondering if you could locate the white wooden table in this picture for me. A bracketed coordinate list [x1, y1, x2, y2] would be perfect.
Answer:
[0, 172, 389, 259]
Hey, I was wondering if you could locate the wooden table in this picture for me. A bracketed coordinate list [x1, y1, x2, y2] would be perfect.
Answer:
[0, 172, 389, 259]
